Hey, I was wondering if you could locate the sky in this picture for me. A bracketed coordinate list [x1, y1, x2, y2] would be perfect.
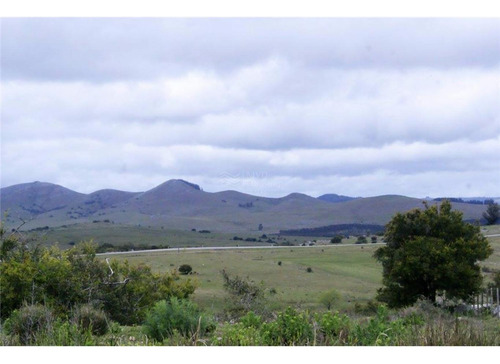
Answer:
[1, 17, 500, 198]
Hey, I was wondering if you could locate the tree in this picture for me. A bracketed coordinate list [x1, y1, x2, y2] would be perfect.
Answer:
[373, 200, 493, 308]
[483, 202, 499, 225]
[319, 289, 341, 310]
[330, 235, 343, 244]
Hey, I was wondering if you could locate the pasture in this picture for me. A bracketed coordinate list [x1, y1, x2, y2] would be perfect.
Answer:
[104, 244, 384, 313]
[31, 222, 360, 249]
[103, 225, 500, 314]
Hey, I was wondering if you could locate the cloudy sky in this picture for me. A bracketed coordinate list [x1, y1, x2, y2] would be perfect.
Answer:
[1, 17, 499, 198]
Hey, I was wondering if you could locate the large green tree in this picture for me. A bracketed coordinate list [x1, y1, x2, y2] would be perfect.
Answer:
[374, 200, 492, 308]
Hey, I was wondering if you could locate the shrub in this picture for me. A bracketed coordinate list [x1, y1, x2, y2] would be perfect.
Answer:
[220, 270, 267, 317]
[354, 300, 381, 315]
[319, 289, 342, 310]
[178, 264, 193, 275]
[315, 311, 351, 344]
[262, 307, 314, 345]
[306, 267, 313, 273]
[71, 304, 109, 336]
[356, 236, 368, 244]
[240, 311, 263, 329]
[330, 235, 343, 244]
[212, 323, 264, 346]
[4, 304, 55, 345]
[142, 297, 214, 342]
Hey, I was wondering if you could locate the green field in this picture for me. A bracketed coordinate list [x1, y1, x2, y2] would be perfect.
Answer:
[103, 244, 384, 313]
[102, 225, 500, 314]
[29, 222, 362, 250]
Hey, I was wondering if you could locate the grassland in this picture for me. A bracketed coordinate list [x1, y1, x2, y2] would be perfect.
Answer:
[104, 244, 383, 314]
[102, 224, 500, 314]
[29, 222, 362, 250]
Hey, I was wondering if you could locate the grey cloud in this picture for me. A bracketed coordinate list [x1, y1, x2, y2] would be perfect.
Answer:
[2, 18, 499, 82]
[2, 18, 499, 198]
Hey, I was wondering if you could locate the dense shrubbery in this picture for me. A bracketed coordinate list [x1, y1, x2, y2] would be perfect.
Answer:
[210, 303, 500, 346]
[142, 297, 214, 342]
[0, 226, 196, 325]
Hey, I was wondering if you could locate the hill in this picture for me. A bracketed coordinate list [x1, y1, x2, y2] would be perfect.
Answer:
[317, 193, 359, 203]
[0, 179, 490, 233]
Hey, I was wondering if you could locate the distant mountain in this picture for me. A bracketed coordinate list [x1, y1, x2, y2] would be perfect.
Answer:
[317, 193, 359, 203]
[0, 180, 490, 233]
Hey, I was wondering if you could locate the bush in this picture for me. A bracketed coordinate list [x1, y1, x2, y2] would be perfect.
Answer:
[319, 289, 341, 310]
[306, 267, 313, 273]
[212, 323, 264, 346]
[71, 304, 109, 336]
[220, 270, 267, 317]
[178, 264, 193, 275]
[262, 307, 314, 345]
[142, 297, 214, 342]
[315, 311, 351, 344]
[356, 236, 368, 244]
[240, 311, 263, 329]
[4, 304, 55, 345]
[0, 240, 196, 325]
[330, 235, 343, 244]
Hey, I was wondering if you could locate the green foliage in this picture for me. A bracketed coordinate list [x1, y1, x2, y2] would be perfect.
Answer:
[350, 305, 410, 345]
[0, 239, 196, 325]
[314, 311, 351, 344]
[261, 307, 314, 345]
[71, 304, 110, 336]
[356, 236, 368, 244]
[142, 297, 214, 342]
[239, 311, 263, 329]
[212, 323, 265, 346]
[319, 289, 341, 310]
[483, 202, 499, 225]
[354, 299, 382, 315]
[330, 235, 343, 244]
[220, 269, 267, 317]
[4, 304, 55, 345]
[178, 264, 193, 275]
[374, 201, 493, 307]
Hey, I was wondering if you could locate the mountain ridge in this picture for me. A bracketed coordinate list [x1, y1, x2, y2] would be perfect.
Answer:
[0, 179, 493, 233]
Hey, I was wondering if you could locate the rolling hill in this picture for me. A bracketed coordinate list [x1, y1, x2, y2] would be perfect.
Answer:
[0, 179, 491, 233]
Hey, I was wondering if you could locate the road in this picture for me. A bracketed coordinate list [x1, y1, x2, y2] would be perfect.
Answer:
[97, 233, 499, 257]
[97, 242, 387, 256]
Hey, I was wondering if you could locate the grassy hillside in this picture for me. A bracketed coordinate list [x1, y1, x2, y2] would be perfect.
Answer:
[1, 179, 490, 233]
